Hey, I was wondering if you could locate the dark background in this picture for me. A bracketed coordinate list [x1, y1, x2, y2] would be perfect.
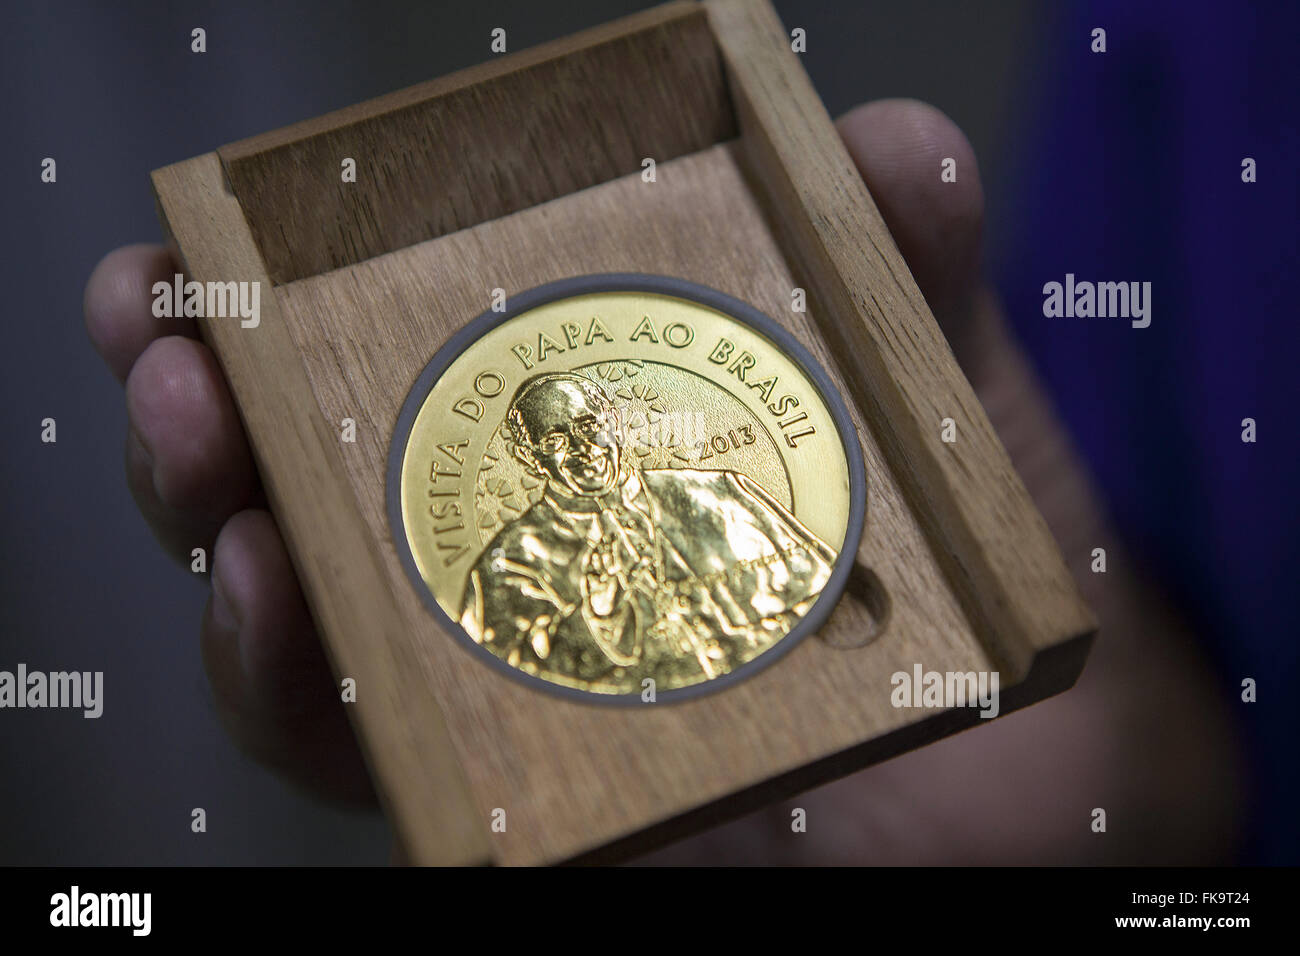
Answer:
[1, 0, 1293, 864]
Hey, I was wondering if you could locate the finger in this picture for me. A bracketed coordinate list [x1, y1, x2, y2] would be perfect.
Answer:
[85, 244, 198, 384]
[124, 335, 258, 565]
[202, 509, 377, 807]
[835, 99, 984, 344]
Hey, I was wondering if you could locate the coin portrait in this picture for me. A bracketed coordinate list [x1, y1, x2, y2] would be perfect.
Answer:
[389, 275, 865, 702]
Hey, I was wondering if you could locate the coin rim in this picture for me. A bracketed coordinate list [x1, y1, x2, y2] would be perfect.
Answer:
[387, 273, 867, 706]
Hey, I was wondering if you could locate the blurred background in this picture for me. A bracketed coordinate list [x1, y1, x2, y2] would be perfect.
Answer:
[1, 0, 1293, 864]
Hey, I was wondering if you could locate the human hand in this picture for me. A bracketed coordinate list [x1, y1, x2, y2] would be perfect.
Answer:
[84, 248, 375, 806]
[86, 98, 1239, 861]
[642, 99, 1242, 864]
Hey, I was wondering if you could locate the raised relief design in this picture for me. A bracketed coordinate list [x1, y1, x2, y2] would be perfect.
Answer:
[393, 283, 861, 698]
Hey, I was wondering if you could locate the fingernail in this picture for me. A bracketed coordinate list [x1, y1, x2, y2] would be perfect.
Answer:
[211, 569, 239, 632]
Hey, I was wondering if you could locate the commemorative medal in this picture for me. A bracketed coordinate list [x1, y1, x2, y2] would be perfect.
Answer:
[390, 276, 865, 701]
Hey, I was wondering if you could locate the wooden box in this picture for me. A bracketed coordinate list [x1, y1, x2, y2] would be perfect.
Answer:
[151, 0, 1095, 865]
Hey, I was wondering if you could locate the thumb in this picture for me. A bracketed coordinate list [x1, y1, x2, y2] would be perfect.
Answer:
[835, 98, 984, 362]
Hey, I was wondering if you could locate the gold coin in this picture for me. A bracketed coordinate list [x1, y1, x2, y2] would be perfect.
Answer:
[389, 277, 865, 702]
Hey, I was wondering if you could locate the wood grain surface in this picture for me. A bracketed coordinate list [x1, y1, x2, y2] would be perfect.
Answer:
[706, 0, 1096, 686]
[219, 1, 734, 285]
[272, 142, 994, 866]
[152, 153, 494, 867]
[151, 0, 1095, 865]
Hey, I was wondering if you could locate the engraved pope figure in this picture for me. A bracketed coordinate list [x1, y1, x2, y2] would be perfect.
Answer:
[459, 372, 836, 691]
